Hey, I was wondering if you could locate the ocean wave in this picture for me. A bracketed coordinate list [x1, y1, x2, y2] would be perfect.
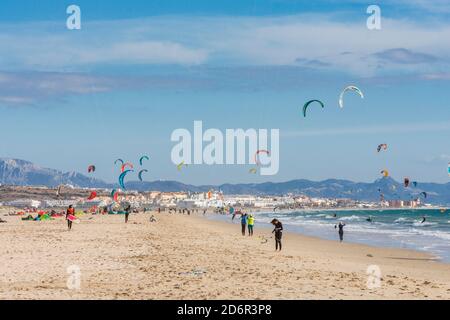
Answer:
[339, 215, 362, 221]
[409, 228, 450, 241]
[394, 217, 409, 223]
[412, 221, 438, 227]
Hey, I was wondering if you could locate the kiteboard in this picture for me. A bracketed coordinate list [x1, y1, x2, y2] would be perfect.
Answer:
[67, 215, 76, 222]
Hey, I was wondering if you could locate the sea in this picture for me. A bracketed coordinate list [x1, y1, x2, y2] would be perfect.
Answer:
[210, 208, 450, 262]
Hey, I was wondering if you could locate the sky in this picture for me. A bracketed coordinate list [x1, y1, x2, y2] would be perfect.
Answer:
[1, 0, 450, 185]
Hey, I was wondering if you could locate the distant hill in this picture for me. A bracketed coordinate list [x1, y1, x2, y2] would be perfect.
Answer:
[1, 158, 450, 204]
[0, 158, 110, 188]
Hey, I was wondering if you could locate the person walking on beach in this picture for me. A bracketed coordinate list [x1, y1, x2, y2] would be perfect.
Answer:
[247, 214, 255, 236]
[66, 205, 75, 231]
[241, 213, 248, 236]
[335, 222, 346, 242]
[124, 204, 131, 223]
[271, 219, 283, 251]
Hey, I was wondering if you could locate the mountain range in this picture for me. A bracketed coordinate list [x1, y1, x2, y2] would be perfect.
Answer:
[1, 158, 450, 204]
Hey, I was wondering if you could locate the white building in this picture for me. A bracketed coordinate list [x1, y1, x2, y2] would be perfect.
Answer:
[5, 199, 41, 208]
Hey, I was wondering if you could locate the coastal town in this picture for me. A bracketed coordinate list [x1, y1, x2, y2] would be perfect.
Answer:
[0, 184, 428, 214]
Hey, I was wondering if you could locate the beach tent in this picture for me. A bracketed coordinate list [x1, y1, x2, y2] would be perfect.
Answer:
[40, 214, 51, 221]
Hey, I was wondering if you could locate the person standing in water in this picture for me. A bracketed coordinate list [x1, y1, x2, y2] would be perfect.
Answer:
[240, 213, 248, 236]
[66, 205, 75, 231]
[247, 214, 255, 237]
[271, 219, 283, 251]
[335, 222, 346, 242]
[124, 204, 131, 223]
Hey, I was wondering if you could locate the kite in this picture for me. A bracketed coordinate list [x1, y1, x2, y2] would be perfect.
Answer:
[114, 159, 124, 166]
[87, 191, 97, 201]
[177, 161, 187, 171]
[111, 189, 119, 202]
[404, 178, 410, 188]
[121, 162, 134, 173]
[249, 168, 257, 174]
[339, 85, 364, 109]
[412, 181, 418, 188]
[118, 170, 133, 190]
[138, 169, 148, 182]
[448, 163, 450, 177]
[139, 155, 149, 166]
[88, 165, 96, 173]
[303, 100, 324, 117]
[377, 144, 388, 153]
[420, 192, 428, 199]
[254, 150, 270, 166]
[381, 170, 389, 178]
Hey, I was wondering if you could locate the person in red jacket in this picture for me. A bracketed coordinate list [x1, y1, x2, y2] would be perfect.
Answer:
[66, 205, 75, 231]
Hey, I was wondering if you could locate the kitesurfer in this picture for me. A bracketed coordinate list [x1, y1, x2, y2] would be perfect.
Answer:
[335, 222, 346, 242]
[271, 219, 283, 251]
[124, 204, 131, 223]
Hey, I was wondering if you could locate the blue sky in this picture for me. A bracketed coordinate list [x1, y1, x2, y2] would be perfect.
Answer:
[1, 1, 450, 185]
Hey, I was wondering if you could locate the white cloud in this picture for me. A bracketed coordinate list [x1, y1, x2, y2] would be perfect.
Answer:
[0, 15, 449, 75]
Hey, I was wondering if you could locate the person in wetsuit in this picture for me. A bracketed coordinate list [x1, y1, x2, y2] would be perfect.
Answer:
[124, 204, 131, 223]
[271, 219, 283, 251]
[335, 222, 346, 242]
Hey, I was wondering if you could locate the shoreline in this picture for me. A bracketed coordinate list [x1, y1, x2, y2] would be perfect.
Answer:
[239, 208, 450, 263]
[205, 213, 446, 263]
[248, 207, 447, 213]
[0, 211, 449, 299]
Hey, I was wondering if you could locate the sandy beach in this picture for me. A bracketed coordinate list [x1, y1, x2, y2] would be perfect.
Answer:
[0, 210, 449, 300]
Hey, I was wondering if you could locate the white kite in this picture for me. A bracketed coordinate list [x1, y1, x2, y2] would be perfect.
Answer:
[339, 85, 364, 108]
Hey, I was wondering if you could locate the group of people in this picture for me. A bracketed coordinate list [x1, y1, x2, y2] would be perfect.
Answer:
[236, 212, 284, 251]
[65, 204, 132, 231]
[239, 213, 255, 236]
